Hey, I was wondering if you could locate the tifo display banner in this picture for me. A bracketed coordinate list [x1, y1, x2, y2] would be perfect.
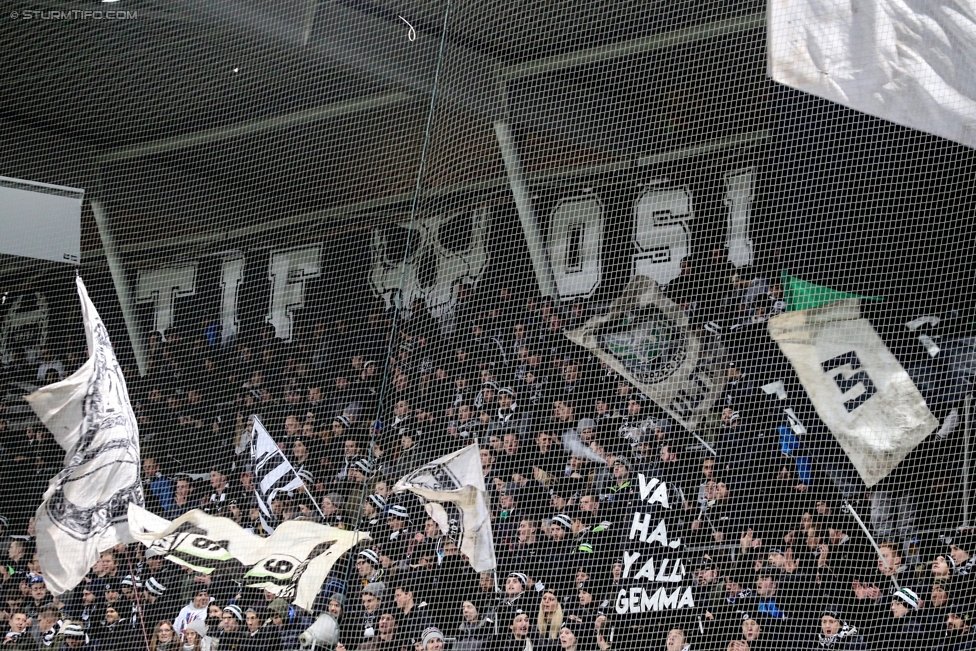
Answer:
[8, 0, 976, 647]
[25, 276, 143, 597]
[768, 300, 938, 487]
[566, 275, 725, 432]
[128, 505, 368, 611]
[768, 0, 976, 150]
[615, 474, 693, 615]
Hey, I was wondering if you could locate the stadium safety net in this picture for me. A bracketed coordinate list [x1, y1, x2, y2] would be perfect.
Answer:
[1, 0, 976, 650]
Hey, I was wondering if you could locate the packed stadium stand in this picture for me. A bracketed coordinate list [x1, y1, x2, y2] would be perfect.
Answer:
[2, 0, 976, 649]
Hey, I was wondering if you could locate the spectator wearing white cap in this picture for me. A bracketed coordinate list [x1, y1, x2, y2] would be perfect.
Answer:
[182, 618, 213, 651]
[542, 514, 575, 594]
[58, 622, 90, 649]
[383, 504, 411, 562]
[363, 494, 387, 530]
[867, 587, 929, 649]
[499, 573, 538, 619]
[421, 627, 445, 651]
[216, 605, 245, 648]
[356, 550, 384, 586]
[346, 549, 385, 614]
[140, 577, 177, 628]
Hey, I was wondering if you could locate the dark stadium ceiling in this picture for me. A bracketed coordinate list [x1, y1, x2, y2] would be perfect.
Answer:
[0, 0, 766, 265]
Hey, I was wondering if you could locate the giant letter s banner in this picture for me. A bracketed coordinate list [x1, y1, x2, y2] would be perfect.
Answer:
[768, 300, 938, 487]
[565, 275, 725, 432]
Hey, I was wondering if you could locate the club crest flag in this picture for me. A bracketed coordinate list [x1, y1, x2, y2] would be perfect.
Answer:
[565, 275, 725, 432]
[394, 445, 496, 572]
[24, 276, 144, 596]
[128, 505, 368, 611]
[768, 299, 939, 487]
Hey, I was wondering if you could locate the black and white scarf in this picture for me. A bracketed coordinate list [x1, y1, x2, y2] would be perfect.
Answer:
[497, 403, 519, 423]
[818, 622, 858, 648]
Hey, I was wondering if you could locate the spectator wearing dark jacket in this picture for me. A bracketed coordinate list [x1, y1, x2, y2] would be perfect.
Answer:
[496, 609, 541, 651]
[866, 588, 930, 650]
[240, 608, 282, 651]
[347, 612, 406, 651]
[90, 605, 133, 651]
[814, 609, 860, 650]
[933, 604, 976, 651]
[454, 600, 494, 651]
[392, 579, 434, 646]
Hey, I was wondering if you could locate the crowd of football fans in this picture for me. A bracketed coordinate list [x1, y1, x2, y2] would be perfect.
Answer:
[0, 251, 972, 650]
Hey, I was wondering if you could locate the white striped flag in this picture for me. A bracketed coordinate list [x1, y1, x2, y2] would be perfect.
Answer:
[251, 416, 320, 533]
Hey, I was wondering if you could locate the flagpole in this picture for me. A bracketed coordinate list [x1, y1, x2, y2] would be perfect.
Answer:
[492, 568, 501, 637]
[844, 501, 899, 590]
[124, 546, 152, 651]
[964, 392, 972, 528]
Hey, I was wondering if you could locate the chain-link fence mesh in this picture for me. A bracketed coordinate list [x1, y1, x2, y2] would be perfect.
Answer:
[1, 0, 975, 649]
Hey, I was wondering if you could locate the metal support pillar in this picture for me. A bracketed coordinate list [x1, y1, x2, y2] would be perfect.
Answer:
[91, 200, 147, 376]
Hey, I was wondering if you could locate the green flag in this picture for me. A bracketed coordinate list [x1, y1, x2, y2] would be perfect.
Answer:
[782, 273, 883, 312]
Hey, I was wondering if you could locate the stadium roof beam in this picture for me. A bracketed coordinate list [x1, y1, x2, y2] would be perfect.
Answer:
[93, 7, 765, 162]
[154, 0, 502, 118]
[95, 92, 414, 163]
[499, 12, 766, 80]
[87, 129, 769, 263]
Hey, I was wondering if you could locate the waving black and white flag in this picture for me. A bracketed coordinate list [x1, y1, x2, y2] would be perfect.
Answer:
[251, 416, 320, 534]
[768, 299, 939, 487]
[24, 276, 144, 596]
[129, 505, 367, 611]
[394, 444, 496, 572]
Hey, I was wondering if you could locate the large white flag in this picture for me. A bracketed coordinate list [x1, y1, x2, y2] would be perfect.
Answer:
[769, 300, 939, 487]
[128, 505, 368, 611]
[24, 276, 144, 596]
[565, 275, 725, 432]
[768, 0, 976, 150]
[251, 416, 319, 533]
[394, 445, 496, 573]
